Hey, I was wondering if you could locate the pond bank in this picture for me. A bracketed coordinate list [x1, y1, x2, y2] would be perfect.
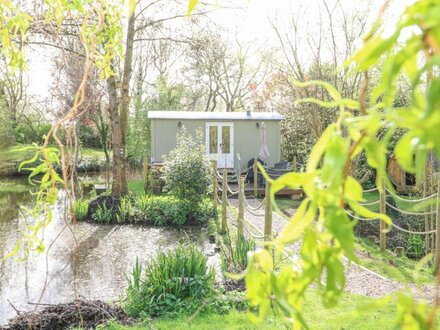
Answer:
[0, 145, 108, 177]
[0, 177, 217, 325]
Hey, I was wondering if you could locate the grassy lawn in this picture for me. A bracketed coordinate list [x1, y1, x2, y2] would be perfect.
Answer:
[249, 195, 437, 285]
[0, 144, 106, 176]
[354, 238, 435, 284]
[0, 143, 104, 161]
[128, 179, 145, 195]
[103, 290, 396, 330]
[363, 190, 427, 213]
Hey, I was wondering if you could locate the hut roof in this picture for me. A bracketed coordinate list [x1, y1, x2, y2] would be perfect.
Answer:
[147, 111, 283, 121]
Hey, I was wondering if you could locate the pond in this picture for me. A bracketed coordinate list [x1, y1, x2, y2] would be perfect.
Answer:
[0, 176, 209, 324]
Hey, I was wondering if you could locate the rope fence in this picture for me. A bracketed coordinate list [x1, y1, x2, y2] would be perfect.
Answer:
[385, 188, 438, 203]
[385, 201, 437, 216]
[211, 160, 440, 272]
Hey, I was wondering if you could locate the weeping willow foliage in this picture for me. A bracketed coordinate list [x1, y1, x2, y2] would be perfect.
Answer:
[242, 1, 440, 329]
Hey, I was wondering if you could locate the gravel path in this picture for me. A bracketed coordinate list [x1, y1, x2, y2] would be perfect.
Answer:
[227, 197, 436, 300]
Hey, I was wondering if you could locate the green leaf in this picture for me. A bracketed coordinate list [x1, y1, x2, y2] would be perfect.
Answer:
[290, 80, 342, 101]
[325, 207, 358, 261]
[344, 176, 363, 202]
[187, 0, 199, 15]
[394, 133, 416, 173]
[348, 201, 391, 225]
[278, 199, 316, 245]
[307, 124, 336, 172]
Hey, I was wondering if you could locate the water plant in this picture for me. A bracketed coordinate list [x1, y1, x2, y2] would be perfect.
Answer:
[73, 199, 89, 221]
[407, 232, 425, 259]
[234, 236, 255, 270]
[116, 196, 132, 223]
[221, 235, 255, 274]
[124, 245, 215, 318]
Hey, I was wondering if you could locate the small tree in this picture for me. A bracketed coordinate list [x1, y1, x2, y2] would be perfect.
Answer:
[163, 128, 211, 204]
[0, 97, 14, 147]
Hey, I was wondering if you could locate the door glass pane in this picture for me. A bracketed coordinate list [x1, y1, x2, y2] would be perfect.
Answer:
[209, 126, 218, 153]
[221, 126, 230, 153]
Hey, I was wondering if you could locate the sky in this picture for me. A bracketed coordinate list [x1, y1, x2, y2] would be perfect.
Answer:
[26, 0, 415, 98]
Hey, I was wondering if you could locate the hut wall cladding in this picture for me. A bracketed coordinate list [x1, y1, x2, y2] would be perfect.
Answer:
[151, 119, 280, 169]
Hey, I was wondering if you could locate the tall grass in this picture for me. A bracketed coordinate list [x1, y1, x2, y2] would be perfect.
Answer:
[234, 236, 255, 270]
[124, 245, 215, 318]
[116, 196, 132, 223]
[73, 199, 88, 220]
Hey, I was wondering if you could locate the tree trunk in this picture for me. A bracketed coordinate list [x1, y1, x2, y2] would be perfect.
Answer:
[116, 0, 136, 196]
[107, 72, 124, 197]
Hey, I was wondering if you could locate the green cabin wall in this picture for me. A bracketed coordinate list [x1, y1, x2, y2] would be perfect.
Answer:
[151, 119, 281, 170]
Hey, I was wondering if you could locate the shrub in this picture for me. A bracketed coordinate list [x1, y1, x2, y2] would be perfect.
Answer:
[79, 125, 101, 148]
[73, 199, 89, 220]
[163, 128, 211, 204]
[134, 195, 189, 225]
[192, 198, 217, 224]
[14, 121, 52, 144]
[84, 195, 215, 226]
[92, 204, 113, 223]
[0, 98, 14, 147]
[148, 166, 165, 195]
[407, 232, 424, 259]
[124, 245, 215, 318]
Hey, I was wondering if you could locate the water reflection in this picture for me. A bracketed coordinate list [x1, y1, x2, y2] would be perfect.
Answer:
[0, 176, 206, 324]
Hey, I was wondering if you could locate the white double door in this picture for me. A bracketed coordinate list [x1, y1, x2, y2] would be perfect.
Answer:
[206, 122, 234, 168]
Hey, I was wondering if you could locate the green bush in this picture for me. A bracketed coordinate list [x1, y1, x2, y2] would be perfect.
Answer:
[193, 198, 217, 224]
[92, 204, 113, 223]
[85, 195, 215, 226]
[14, 121, 52, 144]
[79, 125, 101, 148]
[73, 199, 88, 220]
[148, 166, 165, 195]
[163, 128, 211, 203]
[124, 245, 215, 318]
[134, 195, 189, 225]
[133, 195, 214, 226]
[0, 98, 14, 147]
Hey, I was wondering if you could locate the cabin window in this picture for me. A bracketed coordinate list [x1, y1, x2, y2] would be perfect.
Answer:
[209, 126, 218, 153]
[221, 125, 230, 153]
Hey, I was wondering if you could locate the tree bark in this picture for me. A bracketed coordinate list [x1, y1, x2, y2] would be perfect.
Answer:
[107, 72, 124, 197]
[116, 1, 137, 196]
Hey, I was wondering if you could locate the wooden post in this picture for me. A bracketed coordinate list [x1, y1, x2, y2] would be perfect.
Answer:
[237, 176, 244, 237]
[434, 181, 440, 272]
[379, 177, 387, 251]
[424, 164, 430, 253]
[264, 181, 273, 242]
[253, 158, 258, 197]
[221, 168, 228, 234]
[143, 157, 149, 194]
[430, 174, 435, 253]
[292, 155, 297, 172]
[212, 160, 218, 211]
